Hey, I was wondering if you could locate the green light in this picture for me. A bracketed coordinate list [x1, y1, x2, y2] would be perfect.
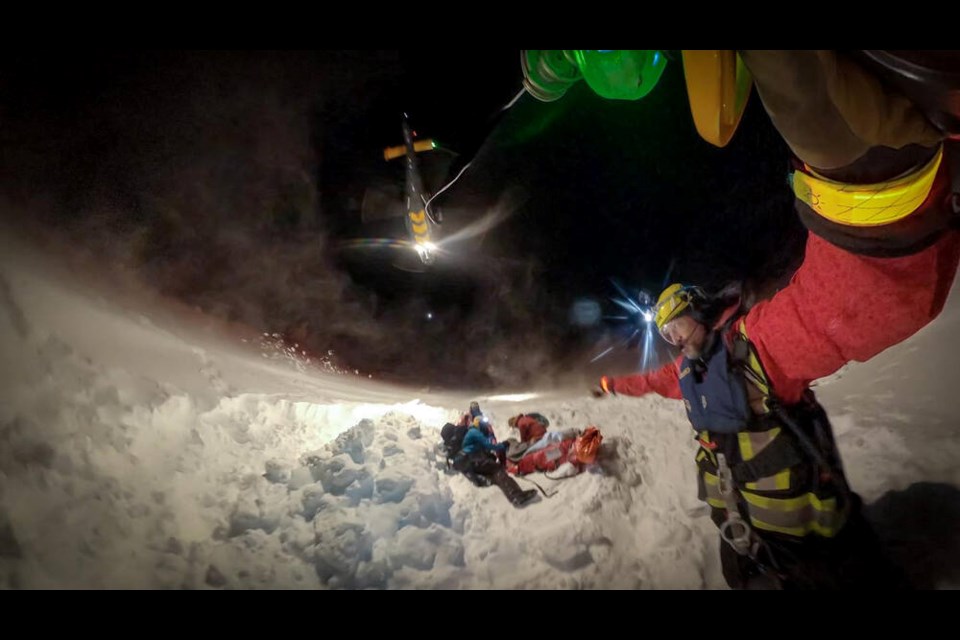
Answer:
[521, 50, 668, 103]
[574, 50, 667, 101]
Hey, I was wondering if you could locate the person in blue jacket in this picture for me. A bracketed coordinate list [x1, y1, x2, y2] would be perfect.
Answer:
[455, 416, 537, 508]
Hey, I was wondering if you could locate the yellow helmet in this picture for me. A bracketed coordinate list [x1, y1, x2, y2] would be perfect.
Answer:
[654, 283, 694, 331]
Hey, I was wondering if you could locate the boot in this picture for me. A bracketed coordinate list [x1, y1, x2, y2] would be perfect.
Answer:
[489, 467, 536, 507]
[510, 489, 539, 508]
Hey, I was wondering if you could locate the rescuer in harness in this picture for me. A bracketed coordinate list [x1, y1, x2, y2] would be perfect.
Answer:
[595, 283, 912, 589]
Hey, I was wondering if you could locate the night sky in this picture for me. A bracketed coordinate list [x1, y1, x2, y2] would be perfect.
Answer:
[0, 50, 804, 389]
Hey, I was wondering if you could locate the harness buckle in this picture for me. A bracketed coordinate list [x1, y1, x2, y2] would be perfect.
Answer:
[717, 453, 755, 556]
[720, 514, 754, 556]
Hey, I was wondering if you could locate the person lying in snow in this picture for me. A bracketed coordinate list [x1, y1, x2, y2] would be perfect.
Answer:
[504, 425, 603, 478]
[507, 412, 550, 445]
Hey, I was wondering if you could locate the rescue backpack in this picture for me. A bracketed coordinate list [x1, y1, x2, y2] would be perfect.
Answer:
[439, 422, 468, 464]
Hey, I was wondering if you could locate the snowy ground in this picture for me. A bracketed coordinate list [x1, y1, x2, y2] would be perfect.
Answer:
[2, 230, 959, 589]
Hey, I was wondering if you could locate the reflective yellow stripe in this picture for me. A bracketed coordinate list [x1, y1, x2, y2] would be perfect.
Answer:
[738, 431, 754, 461]
[707, 464, 843, 536]
[741, 491, 843, 537]
[409, 210, 426, 224]
[737, 427, 790, 491]
[737, 320, 770, 397]
[739, 428, 780, 461]
[791, 145, 943, 227]
[746, 469, 791, 491]
[773, 469, 790, 490]
[740, 489, 835, 513]
[698, 430, 717, 466]
[746, 350, 769, 397]
[738, 429, 791, 490]
[702, 472, 726, 508]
